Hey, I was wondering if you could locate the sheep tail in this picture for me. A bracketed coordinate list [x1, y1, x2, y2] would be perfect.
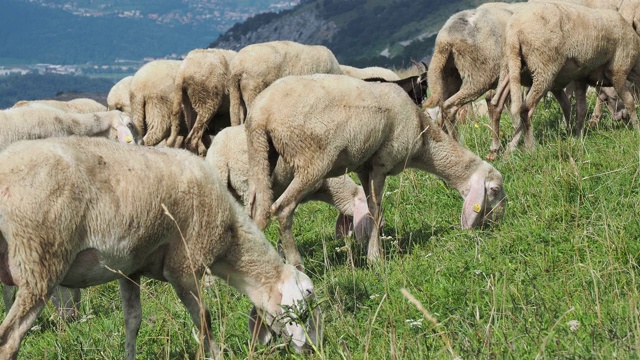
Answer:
[421, 41, 451, 109]
[229, 71, 244, 126]
[171, 69, 189, 130]
[246, 124, 274, 230]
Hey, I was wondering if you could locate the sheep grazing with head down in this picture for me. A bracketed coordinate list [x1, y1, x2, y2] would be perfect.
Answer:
[246, 74, 507, 265]
[228, 40, 343, 126]
[491, 2, 640, 154]
[172, 48, 237, 156]
[108, 76, 133, 114]
[12, 98, 107, 113]
[129, 60, 184, 147]
[206, 125, 373, 269]
[0, 136, 321, 360]
[0, 105, 136, 150]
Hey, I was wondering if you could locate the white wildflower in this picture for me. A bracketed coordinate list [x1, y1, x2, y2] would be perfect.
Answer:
[567, 320, 580, 332]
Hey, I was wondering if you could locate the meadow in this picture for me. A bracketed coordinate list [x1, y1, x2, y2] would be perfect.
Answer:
[10, 96, 640, 359]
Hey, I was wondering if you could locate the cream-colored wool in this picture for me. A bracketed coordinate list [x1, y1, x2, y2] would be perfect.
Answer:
[340, 64, 400, 81]
[228, 40, 343, 126]
[107, 75, 133, 114]
[0, 106, 136, 150]
[492, 2, 640, 154]
[172, 48, 237, 156]
[0, 137, 319, 360]
[13, 97, 107, 113]
[206, 125, 373, 268]
[245, 74, 507, 264]
[129, 60, 184, 147]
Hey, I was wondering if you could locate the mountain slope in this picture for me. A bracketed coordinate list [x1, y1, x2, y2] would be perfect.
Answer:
[210, 0, 512, 68]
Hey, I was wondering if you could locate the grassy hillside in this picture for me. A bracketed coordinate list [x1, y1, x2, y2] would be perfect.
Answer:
[10, 96, 640, 358]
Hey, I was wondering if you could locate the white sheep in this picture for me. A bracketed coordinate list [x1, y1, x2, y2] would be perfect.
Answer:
[0, 105, 136, 150]
[129, 60, 184, 147]
[491, 2, 640, 154]
[422, 2, 562, 153]
[172, 48, 237, 156]
[228, 40, 343, 126]
[206, 125, 373, 268]
[107, 75, 133, 114]
[340, 64, 400, 81]
[246, 74, 507, 264]
[13, 98, 107, 113]
[0, 136, 321, 359]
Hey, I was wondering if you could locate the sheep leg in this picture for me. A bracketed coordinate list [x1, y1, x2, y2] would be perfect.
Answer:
[589, 90, 605, 127]
[570, 82, 588, 136]
[119, 274, 141, 360]
[272, 177, 318, 270]
[551, 89, 573, 130]
[509, 83, 547, 152]
[358, 171, 386, 263]
[276, 202, 304, 271]
[612, 76, 640, 131]
[185, 111, 214, 156]
[168, 274, 219, 359]
[0, 288, 48, 359]
[487, 92, 505, 161]
[50, 286, 81, 321]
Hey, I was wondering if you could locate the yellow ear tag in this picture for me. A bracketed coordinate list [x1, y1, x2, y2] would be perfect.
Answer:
[125, 136, 133, 143]
[473, 203, 482, 213]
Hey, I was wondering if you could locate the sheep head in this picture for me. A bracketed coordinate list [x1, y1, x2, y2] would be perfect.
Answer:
[110, 111, 138, 144]
[248, 264, 322, 353]
[460, 161, 506, 229]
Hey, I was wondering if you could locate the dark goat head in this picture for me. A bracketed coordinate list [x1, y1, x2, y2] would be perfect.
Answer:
[364, 61, 428, 105]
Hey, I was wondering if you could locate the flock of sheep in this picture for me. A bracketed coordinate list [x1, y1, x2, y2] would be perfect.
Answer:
[0, 0, 638, 357]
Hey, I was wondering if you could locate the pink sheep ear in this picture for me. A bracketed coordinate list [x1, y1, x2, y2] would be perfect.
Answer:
[115, 125, 135, 144]
[461, 173, 486, 229]
[352, 196, 373, 247]
[248, 306, 273, 345]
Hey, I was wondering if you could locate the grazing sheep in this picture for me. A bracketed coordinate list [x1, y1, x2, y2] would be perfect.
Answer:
[228, 41, 343, 126]
[364, 62, 429, 105]
[13, 98, 107, 113]
[0, 105, 136, 150]
[107, 75, 133, 114]
[491, 2, 640, 153]
[0, 136, 321, 359]
[129, 60, 184, 147]
[206, 125, 373, 268]
[340, 65, 400, 81]
[173, 48, 237, 156]
[246, 74, 507, 264]
[422, 1, 565, 150]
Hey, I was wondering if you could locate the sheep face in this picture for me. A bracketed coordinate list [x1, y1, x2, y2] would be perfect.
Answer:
[110, 112, 138, 144]
[461, 162, 507, 229]
[248, 265, 321, 353]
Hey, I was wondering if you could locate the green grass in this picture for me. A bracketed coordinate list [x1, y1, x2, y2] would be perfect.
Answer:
[8, 97, 640, 359]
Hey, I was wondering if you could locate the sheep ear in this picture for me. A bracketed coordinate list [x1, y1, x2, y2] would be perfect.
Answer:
[248, 306, 273, 345]
[461, 173, 486, 229]
[352, 196, 373, 248]
[115, 125, 134, 144]
[334, 213, 353, 240]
